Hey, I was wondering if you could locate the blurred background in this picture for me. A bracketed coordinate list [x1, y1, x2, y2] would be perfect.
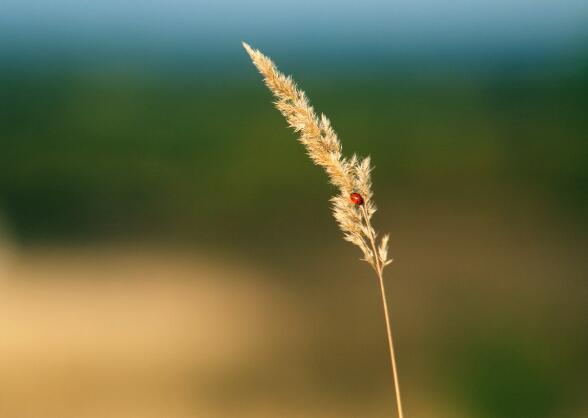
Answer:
[1, 1, 587, 417]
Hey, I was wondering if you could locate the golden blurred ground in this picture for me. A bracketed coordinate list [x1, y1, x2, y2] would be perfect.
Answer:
[0, 245, 298, 417]
[0, 199, 586, 418]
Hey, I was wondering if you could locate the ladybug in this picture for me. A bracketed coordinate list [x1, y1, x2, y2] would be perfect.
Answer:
[350, 192, 364, 206]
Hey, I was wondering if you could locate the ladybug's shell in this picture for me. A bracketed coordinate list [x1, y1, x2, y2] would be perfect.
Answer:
[350, 193, 364, 205]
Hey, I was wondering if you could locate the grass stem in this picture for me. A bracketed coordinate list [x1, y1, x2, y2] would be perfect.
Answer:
[361, 206, 405, 418]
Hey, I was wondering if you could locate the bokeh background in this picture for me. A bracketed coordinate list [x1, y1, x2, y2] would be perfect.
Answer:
[1, 1, 587, 417]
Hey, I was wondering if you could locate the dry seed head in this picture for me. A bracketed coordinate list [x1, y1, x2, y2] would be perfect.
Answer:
[243, 42, 391, 273]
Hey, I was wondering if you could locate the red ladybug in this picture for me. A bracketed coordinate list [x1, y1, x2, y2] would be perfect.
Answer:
[350, 192, 364, 205]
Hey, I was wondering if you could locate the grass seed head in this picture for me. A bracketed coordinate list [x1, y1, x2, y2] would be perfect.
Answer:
[243, 42, 390, 273]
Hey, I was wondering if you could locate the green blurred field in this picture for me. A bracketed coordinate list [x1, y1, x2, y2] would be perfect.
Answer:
[1, 68, 587, 241]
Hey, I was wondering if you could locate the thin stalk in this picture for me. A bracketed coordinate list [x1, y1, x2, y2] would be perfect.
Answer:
[361, 206, 405, 418]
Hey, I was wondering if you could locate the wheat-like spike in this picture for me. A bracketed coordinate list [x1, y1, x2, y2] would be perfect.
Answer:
[242, 42, 390, 273]
[243, 43, 405, 418]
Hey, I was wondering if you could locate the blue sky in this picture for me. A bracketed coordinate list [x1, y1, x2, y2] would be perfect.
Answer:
[2, 0, 587, 51]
